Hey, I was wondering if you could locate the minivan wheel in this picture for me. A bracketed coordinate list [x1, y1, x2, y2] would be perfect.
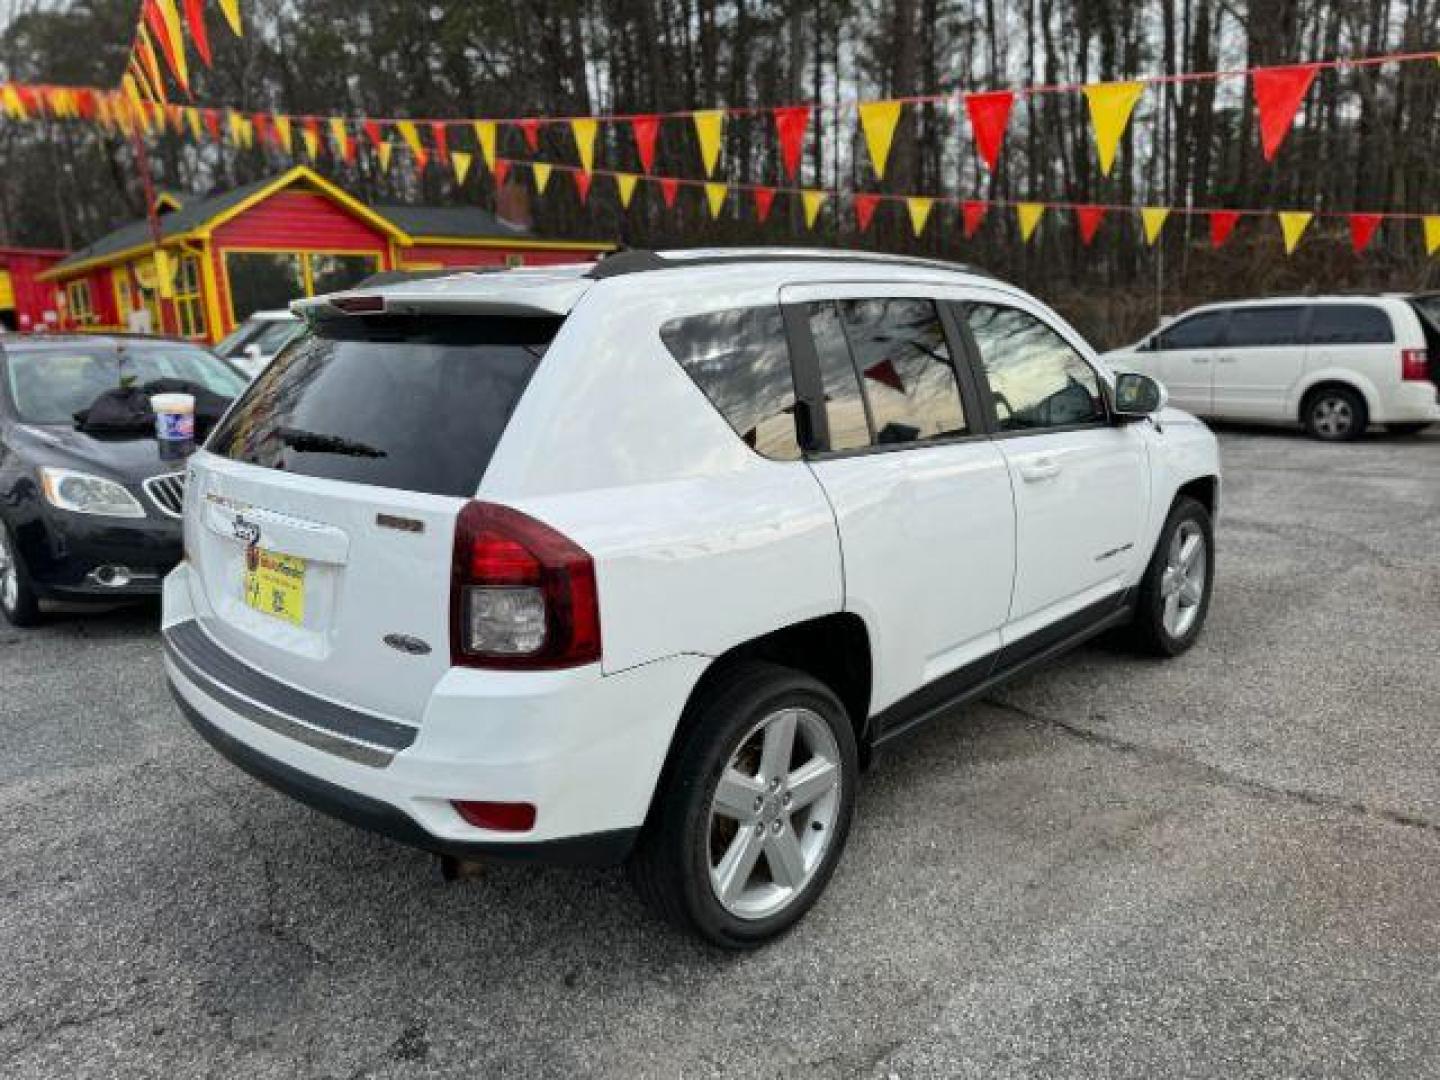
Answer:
[1303, 386, 1367, 441]
[628, 661, 858, 949]
[1131, 497, 1213, 658]
[0, 522, 41, 627]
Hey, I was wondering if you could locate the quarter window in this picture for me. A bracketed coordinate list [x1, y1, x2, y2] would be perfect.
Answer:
[962, 303, 1106, 432]
[1308, 305, 1394, 345]
[1155, 310, 1228, 350]
[660, 306, 801, 461]
[1227, 306, 1306, 347]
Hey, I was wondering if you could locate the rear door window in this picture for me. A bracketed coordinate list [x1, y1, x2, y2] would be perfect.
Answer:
[1155, 311, 1229, 350]
[1307, 305, 1394, 345]
[208, 313, 557, 498]
[1227, 306, 1307, 347]
[659, 306, 801, 461]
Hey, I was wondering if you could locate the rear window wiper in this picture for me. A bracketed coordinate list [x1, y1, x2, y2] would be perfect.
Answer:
[278, 427, 387, 458]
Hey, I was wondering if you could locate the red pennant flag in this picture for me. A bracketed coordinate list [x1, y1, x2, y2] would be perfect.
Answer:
[1210, 211, 1240, 249]
[252, 112, 271, 146]
[1251, 64, 1318, 162]
[1076, 205, 1106, 246]
[658, 176, 680, 208]
[492, 159, 511, 188]
[853, 193, 880, 232]
[363, 119, 384, 150]
[962, 200, 988, 238]
[965, 91, 1014, 172]
[183, 0, 212, 66]
[1349, 214, 1381, 255]
[752, 186, 776, 224]
[864, 359, 905, 393]
[144, 0, 188, 94]
[631, 115, 661, 173]
[74, 89, 97, 119]
[516, 118, 541, 153]
[431, 122, 450, 164]
[202, 108, 220, 140]
[573, 169, 591, 204]
[773, 105, 810, 180]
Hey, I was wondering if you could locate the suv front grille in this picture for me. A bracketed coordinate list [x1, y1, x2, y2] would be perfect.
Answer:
[144, 472, 187, 518]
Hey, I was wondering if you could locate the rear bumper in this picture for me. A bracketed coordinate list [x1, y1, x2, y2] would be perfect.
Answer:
[162, 563, 706, 865]
[1379, 382, 1440, 423]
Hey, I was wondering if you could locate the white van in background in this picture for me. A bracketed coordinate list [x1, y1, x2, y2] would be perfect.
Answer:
[1103, 296, 1440, 440]
[214, 310, 303, 379]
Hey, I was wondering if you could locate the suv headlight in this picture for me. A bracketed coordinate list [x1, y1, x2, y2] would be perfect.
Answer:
[38, 468, 146, 518]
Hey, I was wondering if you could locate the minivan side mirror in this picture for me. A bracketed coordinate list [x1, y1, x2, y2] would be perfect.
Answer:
[1112, 372, 1167, 420]
[243, 343, 264, 361]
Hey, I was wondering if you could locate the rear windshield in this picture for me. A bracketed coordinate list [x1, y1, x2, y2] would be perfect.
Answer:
[207, 313, 558, 498]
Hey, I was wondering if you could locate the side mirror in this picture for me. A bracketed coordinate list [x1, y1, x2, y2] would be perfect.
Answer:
[243, 343, 263, 361]
[1112, 372, 1167, 420]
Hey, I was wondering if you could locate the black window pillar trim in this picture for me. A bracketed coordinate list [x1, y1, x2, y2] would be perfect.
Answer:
[780, 302, 831, 454]
[936, 300, 997, 437]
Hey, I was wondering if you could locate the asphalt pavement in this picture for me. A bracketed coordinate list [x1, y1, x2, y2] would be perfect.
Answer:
[1, 426, 1437, 1079]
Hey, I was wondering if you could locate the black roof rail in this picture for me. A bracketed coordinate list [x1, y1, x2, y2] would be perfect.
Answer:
[586, 247, 991, 280]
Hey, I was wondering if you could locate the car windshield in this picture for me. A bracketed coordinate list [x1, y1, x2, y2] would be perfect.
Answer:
[3, 343, 249, 425]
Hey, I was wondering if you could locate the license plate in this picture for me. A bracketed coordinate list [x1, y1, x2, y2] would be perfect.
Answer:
[243, 548, 306, 626]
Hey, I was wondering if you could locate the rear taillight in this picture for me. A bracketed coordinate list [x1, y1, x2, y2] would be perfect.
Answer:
[450, 501, 601, 670]
[1402, 348, 1430, 382]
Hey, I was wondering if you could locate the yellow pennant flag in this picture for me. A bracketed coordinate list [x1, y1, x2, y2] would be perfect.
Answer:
[156, 0, 189, 91]
[328, 117, 350, 159]
[376, 140, 393, 172]
[615, 172, 639, 208]
[906, 196, 935, 237]
[218, 0, 242, 35]
[1140, 207, 1170, 245]
[692, 109, 724, 176]
[396, 120, 425, 164]
[1278, 211, 1313, 255]
[226, 109, 244, 145]
[704, 182, 727, 219]
[2, 84, 28, 120]
[802, 190, 828, 229]
[273, 114, 292, 154]
[473, 120, 497, 170]
[533, 162, 552, 194]
[452, 150, 473, 185]
[1424, 216, 1440, 256]
[185, 107, 202, 139]
[1083, 81, 1145, 176]
[238, 115, 253, 148]
[858, 100, 903, 179]
[570, 118, 597, 174]
[302, 124, 320, 161]
[1017, 202, 1045, 242]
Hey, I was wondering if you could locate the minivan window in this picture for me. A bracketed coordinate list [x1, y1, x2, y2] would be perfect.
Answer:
[1227, 306, 1306, 348]
[1155, 310, 1229, 351]
[1308, 305, 1394, 345]
[660, 305, 801, 461]
[962, 304, 1106, 432]
[208, 313, 556, 499]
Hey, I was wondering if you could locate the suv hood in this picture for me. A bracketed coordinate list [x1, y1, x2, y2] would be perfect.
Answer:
[10, 423, 187, 484]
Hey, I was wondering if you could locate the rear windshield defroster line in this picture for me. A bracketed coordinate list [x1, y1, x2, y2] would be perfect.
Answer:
[207, 313, 561, 499]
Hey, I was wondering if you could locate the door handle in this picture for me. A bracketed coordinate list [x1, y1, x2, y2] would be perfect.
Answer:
[1215, 355, 1238, 363]
[1191, 356, 1212, 364]
[1019, 459, 1061, 483]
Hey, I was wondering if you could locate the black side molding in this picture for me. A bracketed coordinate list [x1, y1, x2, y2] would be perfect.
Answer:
[172, 684, 638, 868]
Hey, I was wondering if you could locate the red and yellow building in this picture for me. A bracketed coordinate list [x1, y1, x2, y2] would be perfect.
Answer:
[39, 166, 612, 343]
[0, 246, 65, 331]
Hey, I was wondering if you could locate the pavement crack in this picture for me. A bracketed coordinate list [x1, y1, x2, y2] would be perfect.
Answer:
[986, 696, 1440, 839]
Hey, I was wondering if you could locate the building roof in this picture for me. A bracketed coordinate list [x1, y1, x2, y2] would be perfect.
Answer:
[373, 204, 530, 241]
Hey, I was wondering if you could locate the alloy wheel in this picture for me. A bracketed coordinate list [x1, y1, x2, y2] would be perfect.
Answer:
[707, 706, 842, 921]
[1159, 520, 1207, 639]
[1311, 396, 1354, 439]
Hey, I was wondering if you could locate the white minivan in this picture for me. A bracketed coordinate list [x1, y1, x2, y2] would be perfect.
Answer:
[163, 249, 1220, 946]
[1103, 296, 1440, 440]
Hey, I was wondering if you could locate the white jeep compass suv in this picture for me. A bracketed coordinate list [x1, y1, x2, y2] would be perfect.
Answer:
[163, 249, 1220, 947]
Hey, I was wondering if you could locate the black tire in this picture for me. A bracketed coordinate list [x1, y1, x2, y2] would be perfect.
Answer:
[1131, 497, 1214, 658]
[0, 520, 41, 627]
[1385, 422, 1431, 437]
[628, 661, 858, 949]
[1302, 385, 1367, 441]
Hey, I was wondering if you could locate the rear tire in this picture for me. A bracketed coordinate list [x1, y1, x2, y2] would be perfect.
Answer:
[628, 661, 858, 949]
[1131, 497, 1213, 658]
[0, 521, 41, 628]
[1385, 422, 1431, 436]
[1303, 386, 1367, 441]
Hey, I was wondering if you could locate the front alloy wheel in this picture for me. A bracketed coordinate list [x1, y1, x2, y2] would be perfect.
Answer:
[629, 662, 858, 948]
[1132, 497, 1214, 657]
[0, 523, 40, 626]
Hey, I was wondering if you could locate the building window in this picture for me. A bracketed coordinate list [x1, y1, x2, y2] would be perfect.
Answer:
[174, 254, 207, 339]
[224, 251, 380, 324]
[65, 280, 97, 327]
